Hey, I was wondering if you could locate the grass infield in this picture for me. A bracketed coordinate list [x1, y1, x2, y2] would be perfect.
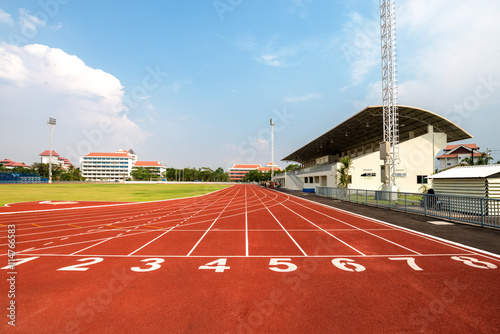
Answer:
[0, 183, 232, 207]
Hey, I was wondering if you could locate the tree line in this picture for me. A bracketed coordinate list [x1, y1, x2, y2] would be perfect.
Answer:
[132, 167, 230, 182]
[0, 163, 85, 181]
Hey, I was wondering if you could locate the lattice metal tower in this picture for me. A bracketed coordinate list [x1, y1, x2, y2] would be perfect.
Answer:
[380, 0, 399, 187]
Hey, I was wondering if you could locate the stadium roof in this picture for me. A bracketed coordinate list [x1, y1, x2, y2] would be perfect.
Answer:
[282, 105, 473, 164]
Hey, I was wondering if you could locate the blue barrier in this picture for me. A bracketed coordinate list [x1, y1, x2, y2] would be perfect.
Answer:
[0, 173, 48, 184]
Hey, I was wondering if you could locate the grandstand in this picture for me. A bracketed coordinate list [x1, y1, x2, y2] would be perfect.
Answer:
[276, 105, 472, 193]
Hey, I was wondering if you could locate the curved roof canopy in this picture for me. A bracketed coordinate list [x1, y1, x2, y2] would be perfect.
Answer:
[282, 105, 472, 164]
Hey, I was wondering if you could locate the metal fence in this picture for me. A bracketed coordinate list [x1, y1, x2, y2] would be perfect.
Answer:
[315, 186, 500, 228]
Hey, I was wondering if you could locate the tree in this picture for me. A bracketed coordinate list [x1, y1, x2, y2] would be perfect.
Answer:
[463, 152, 493, 166]
[337, 156, 353, 189]
[285, 164, 300, 172]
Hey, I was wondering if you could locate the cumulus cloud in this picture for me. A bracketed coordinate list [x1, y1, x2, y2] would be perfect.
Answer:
[339, 11, 380, 88]
[0, 9, 14, 25]
[284, 93, 322, 103]
[0, 43, 150, 164]
[18, 8, 46, 34]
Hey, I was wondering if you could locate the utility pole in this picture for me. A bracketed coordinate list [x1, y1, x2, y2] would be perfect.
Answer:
[270, 118, 275, 182]
[47, 118, 56, 183]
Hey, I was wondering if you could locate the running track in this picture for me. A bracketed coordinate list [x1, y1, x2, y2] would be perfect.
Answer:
[1, 184, 499, 333]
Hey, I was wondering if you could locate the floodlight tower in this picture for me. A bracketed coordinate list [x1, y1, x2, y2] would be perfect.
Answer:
[47, 117, 56, 183]
[379, 0, 399, 190]
[270, 118, 275, 181]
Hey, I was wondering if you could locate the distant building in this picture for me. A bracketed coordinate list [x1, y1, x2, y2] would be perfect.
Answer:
[39, 150, 73, 169]
[0, 159, 31, 169]
[80, 149, 137, 182]
[132, 161, 166, 179]
[228, 162, 281, 182]
[437, 144, 481, 170]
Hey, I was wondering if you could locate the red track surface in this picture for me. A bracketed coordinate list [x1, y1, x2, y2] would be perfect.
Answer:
[1, 184, 499, 333]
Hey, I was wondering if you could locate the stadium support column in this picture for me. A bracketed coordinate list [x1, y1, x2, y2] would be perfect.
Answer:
[47, 117, 56, 184]
[380, 0, 398, 198]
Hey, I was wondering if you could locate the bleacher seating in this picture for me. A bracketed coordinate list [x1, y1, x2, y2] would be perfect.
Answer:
[0, 172, 48, 184]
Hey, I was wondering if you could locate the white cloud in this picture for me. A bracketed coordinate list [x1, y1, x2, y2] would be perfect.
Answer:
[0, 43, 150, 163]
[256, 53, 290, 67]
[0, 9, 14, 25]
[19, 8, 45, 34]
[340, 11, 380, 88]
[284, 93, 322, 103]
[396, 0, 500, 114]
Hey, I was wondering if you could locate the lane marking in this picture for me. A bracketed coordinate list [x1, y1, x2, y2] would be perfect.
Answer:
[70, 237, 115, 255]
[68, 224, 81, 228]
[145, 225, 163, 229]
[31, 223, 42, 227]
[285, 197, 420, 255]
[245, 185, 249, 257]
[127, 227, 175, 256]
[251, 187, 308, 257]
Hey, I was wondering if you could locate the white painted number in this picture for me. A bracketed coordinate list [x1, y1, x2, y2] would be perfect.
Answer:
[1, 256, 39, 269]
[331, 258, 366, 272]
[131, 258, 165, 272]
[57, 257, 104, 271]
[389, 257, 423, 271]
[451, 256, 497, 269]
[199, 258, 230, 273]
[269, 258, 297, 272]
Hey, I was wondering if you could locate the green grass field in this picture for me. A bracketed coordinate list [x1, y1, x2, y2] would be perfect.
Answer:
[0, 183, 232, 207]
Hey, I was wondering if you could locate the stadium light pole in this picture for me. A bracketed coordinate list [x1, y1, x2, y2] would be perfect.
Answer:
[47, 117, 56, 184]
[270, 118, 275, 182]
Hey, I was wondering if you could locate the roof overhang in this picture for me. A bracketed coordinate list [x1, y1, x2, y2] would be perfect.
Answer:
[282, 105, 472, 164]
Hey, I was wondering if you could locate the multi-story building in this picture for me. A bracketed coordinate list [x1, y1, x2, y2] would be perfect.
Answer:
[437, 144, 480, 170]
[39, 150, 73, 169]
[132, 161, 166, 179]
[80, 149, 137, 181]
[228, 162, 280, 181]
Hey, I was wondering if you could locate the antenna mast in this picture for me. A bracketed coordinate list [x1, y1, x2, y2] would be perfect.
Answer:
[380, 0, 399, 187]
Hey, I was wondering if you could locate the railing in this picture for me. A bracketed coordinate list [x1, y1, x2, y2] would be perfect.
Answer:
[296, 164, 334, 175]
[315, 186, 500, 228]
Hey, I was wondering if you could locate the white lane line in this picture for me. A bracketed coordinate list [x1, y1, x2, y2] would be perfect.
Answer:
[70, 237, 117, 255]
[127, 227, 175, 256]
[287, 198, 421, 255]
[245, 185, 249, 257]
[186, 187, 242, 257]
[251, 186, 308, 257]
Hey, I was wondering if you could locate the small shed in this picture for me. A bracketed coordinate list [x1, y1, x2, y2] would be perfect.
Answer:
[427, 165, 500, 198]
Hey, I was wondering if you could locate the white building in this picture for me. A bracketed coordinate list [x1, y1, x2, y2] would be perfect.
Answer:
[39, 150, 73, 169]
[276, 105, 472, 193]
[80, 149, 137, 181]
[437, 144, 480, 170]
[132, 161, 167, 179]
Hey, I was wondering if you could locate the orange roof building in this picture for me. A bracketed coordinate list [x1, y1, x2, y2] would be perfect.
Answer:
[437, 144, 481, 170]
[228, 162, 281, 181]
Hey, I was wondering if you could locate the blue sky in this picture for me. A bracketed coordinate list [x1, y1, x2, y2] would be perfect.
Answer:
[1, 0, 499, 170]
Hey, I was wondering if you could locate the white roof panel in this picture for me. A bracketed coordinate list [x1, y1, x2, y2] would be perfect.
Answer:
[428, 164, 500, 179]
